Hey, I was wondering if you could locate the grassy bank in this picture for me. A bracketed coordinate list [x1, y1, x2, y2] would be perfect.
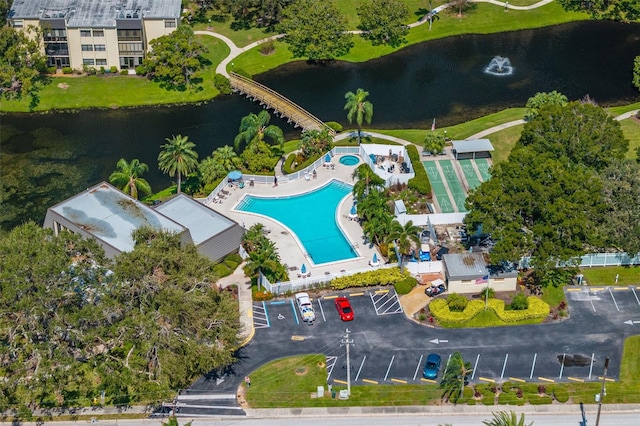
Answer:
[246, 336, 640, 408]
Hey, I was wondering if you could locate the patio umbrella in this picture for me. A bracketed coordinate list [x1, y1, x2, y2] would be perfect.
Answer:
[228, 170, 242, 180]
[349, 204, 357, 219]
[301, 264, 307, 275]
[372, 253, 378, 263]
[324, 153, 331, 164]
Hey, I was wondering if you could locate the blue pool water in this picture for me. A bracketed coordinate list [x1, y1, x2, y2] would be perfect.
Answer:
[237, 180, 357, 264]
[339, 155, 360, 166]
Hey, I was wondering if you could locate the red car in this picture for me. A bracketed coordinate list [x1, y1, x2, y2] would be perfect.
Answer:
[334, 297, 354, 321]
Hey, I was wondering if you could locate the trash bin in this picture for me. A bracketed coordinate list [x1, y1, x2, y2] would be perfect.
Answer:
[331, 390, 336, 399]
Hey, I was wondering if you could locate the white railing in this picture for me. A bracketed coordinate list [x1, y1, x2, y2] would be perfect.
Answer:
[259, 263, 399, 295]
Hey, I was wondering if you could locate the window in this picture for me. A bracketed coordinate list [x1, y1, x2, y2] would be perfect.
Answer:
[83, 59, 95, 65]
[13, 20, 23, 28]
[96, 59, 107, 66]
[45, 28, 67, 41]
[81, 44, 93, 51]
[93, 30, 104, 37]
[118, 42, 143, 54]
[164, 19, 176, 28]
[80, 30, 91, 37]
[94, 44, 106, 51]
[117, 29, 142, 41]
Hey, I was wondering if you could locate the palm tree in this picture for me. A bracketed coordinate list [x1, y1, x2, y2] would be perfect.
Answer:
[351, 163, 384, 200]
[212, 145, 240, 172]
[344, 88, 373, 144]
[109, 158, 152, 199]
[439, 351, 473, 403]
[482, 411, 533, 426]
[158, 134, 199, 194]
[234, 110, 284, 152]
[386, 219, 421, 269]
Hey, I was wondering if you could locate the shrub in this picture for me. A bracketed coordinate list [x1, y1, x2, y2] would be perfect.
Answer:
[62, 67, 73, 74]
[86, 67, 97, 75]
[120, 69, 128, 75]
[527, 394, 553, 405]
[47, 66, 57, 74]
[254, 290, 273, 301]
[326, 121, 343, 132]
[446, 293, 468, 312]
[225, 253, 243, 264]
[330, 268, 409, 290]
[259, 40, 275, 55]
[537, 384, 546, 395]
[110, 66, 118, 73]
[214, 73, 233, 94]
[510, 292, 529, 310]
[406, 145, 432, 195]
[394, 276, 418, 295]
[429, 298, 484, 323]
[224, 258, 239, 270]
[100, 66, 105, 74]
[283, 153, 297, 173]
[213, 263, 231, 278]
[479, 287, 495, 301]
[135, 65, 146, 75]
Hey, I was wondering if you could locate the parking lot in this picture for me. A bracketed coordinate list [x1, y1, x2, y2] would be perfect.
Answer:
[252, 286, 635, 387]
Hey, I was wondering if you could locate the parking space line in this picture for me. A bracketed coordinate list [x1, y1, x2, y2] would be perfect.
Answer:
[350, 292, 365, 297]
[252, 302, 270, 329]
[529, 353, 537, 379]
[500, 354, 508, 380]
[290, 299, 299, 325]
[291, 335, 305, 341]
[598, 377, 616, 382]
[442, 354, 452, 377]
[324, 295, 338, 299]
[317, 299, 326, 322]
[613, 287, 627, 291]
[588, 353, 595, 379]
[326, 356, 337, 381]
[591, 300, 596, 312]
[558, 353, 566, 379]
[568, 377, 584, 382]
[479, 377, 495, 383]
[608, 288, 620, 311]
[471, 354, 480, 380]
[334, 379, 347, 385]
[591, 287, 605, 291]
[270, 300, 286, 305]
[391, 378, 407, 384]
[632, 288, 640, 309]
[509, 377, 526, 383]
[370, 291, 403, 315]
[375, 289, 389, 294]
[384, 355, 395, 381]
[421, 378, 437, 384]
[566, 288, 581, 292]
[355, 356, 367, 381]
[362, 379, 378, 384]
[413, 355, 424, 381]
[538, 377, 555, 383]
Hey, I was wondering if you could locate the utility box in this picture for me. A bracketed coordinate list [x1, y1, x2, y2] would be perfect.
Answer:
[339, 390, 349, 400]
[317, 386, 324, 398]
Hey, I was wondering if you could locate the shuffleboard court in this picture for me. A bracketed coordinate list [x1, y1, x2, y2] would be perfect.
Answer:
[423, 162, 455, 213]
[474, 158, 492, 181]
[458, 159, 482, 190]
[438, 159, 468, 212]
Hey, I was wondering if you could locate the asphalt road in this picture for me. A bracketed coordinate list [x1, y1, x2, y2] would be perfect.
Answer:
[180, 285, 640, 415]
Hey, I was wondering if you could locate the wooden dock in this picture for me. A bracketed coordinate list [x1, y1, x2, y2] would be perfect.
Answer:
[229, 72, 335, 137]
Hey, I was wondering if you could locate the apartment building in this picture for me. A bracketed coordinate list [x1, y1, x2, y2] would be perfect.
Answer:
[7, 0, 181, 71]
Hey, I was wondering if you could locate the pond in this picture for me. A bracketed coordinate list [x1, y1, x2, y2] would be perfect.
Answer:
[1, 20, 639, 230]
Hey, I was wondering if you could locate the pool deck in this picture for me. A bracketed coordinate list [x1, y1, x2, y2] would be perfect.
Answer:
[205, 155, 380, 278]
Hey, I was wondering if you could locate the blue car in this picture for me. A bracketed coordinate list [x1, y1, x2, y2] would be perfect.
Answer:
[423, 353, 442, 380]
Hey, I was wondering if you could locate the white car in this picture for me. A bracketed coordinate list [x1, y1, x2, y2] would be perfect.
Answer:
[295, 292, 316, 323]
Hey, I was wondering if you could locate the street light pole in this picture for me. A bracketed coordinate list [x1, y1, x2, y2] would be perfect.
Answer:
[341, 329, 354, 396]
[595, 357, 610, 426]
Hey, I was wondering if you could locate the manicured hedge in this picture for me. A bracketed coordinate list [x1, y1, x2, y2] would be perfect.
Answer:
[406, 145, 432, 196]
[213, 263, 232, 278]
[225, 253, 243, 264]
[224, 258, 239, 270]
[429, 296, 549, 324]
[330, 268, 409, 290]
[394, 276, 418, 295]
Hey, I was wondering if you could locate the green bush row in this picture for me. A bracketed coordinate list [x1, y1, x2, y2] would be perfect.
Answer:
[283, 153, 321, 174]
[428, 298, 485, 323]
[406, 145, 432, 195]
[213, 263, 232, 278]
[330, 268, 409, 290]
[429, 296, 549, 323]
[393, 276, 418, 295]
[283, 153, 296, 173]
[488, 297, 550, 322]
[214, 73, 233, 95]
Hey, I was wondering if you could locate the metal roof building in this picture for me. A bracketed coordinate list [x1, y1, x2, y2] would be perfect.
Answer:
[451, 139, 494, 160]
[44, 182, 243, 262]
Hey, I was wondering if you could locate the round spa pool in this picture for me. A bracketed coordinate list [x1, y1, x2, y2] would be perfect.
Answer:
[339, 155, 360, 166]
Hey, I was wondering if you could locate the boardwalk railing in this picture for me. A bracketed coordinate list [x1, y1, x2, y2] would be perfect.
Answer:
[229, 72, 335, 137]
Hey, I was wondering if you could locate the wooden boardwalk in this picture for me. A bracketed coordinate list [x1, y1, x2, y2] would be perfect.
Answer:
[229, 72, 335, 136]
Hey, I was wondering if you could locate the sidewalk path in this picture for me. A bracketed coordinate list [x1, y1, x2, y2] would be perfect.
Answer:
[216, 262, 255, 346]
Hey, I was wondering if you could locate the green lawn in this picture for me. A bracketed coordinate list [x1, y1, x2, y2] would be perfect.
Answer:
[246, 336, 640, 407]
[580, 266, 640, 285]
[620, 118, 640, 161]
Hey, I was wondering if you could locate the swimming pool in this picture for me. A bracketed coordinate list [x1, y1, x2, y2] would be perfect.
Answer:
[339, 155, 360, 166]
[236, 180, 357, 264]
